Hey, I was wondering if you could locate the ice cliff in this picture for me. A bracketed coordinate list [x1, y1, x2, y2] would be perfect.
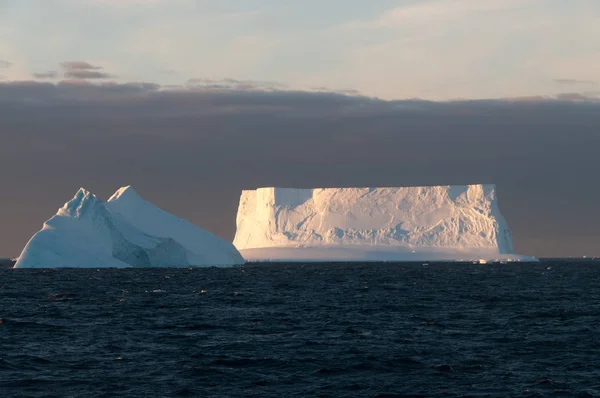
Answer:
[233, 185, 536, 262]
[14, 186, 244, 268]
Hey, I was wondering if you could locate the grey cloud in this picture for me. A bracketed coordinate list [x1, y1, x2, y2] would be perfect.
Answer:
[60, 61, 102, 71]
[555, 92, 599, 101]
[33, 71, 59, 79]
[187, 78, 218, 84]
[501, 95, 550, 102]
[186, 78, 286, 91]
[64, 70, 114, 79]
[312, 86, 362, 96]
[107, 81, 161, 91]
[501, 93, 600, 102]
[59, 61, 113, 79]
[554, 79, 597, 86]
[0, 60, 12, 68]
[0, 81, 599, 258]
[0, 80, 160, 104]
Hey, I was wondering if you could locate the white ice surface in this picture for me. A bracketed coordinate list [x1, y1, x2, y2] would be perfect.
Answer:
[14, 186, 244, 268]
[233, 185, 536, 262]
[105, 186, 244, 266]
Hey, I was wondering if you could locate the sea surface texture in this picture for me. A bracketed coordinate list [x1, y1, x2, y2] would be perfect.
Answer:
[1, 260, 600, 397]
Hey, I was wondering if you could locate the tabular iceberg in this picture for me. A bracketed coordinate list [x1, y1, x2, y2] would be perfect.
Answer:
[233, 185, 536, 262]
[14, 186, 244, 268]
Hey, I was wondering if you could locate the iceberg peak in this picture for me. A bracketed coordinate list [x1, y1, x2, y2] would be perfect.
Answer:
[107, 185, 142, 203]
[59, 187, 102, 218]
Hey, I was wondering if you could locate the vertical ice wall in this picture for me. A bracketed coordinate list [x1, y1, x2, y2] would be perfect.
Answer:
[233, 185, 515, 254]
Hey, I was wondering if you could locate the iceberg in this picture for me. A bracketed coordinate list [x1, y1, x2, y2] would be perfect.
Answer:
[14, 186, 244, 268]
[233, 185, 536, 262]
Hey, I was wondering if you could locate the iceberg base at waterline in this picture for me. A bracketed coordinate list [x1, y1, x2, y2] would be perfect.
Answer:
[14, 186, 244, 268]
[240, 245, 537, 263]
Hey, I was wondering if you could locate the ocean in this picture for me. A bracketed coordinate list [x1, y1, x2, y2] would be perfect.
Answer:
[1, 260, 599, 397]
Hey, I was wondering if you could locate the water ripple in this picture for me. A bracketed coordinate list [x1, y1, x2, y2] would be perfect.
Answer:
[1, 260, 600, 397]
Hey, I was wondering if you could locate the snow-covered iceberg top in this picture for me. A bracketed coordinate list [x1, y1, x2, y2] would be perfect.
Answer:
[233, 185, 536, 262]
[14, 186, 244, 268]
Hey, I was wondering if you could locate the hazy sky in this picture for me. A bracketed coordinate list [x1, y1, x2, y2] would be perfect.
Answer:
[0, 1, 599, 258]
[1, 0, 599, 100]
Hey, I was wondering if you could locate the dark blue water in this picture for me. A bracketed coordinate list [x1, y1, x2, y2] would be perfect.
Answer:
[2, 260, 600, 397]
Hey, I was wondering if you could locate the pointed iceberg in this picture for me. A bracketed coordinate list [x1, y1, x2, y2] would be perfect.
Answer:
[14, 186, 244, 268]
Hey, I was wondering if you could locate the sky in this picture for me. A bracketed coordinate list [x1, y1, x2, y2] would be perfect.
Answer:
[0, 0, 599, 258]
[1, 0, 599, 100]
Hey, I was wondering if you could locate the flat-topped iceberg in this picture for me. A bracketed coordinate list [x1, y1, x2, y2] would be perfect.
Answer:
[14, 186, 244, 268]
[233, 185, 536, 262]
